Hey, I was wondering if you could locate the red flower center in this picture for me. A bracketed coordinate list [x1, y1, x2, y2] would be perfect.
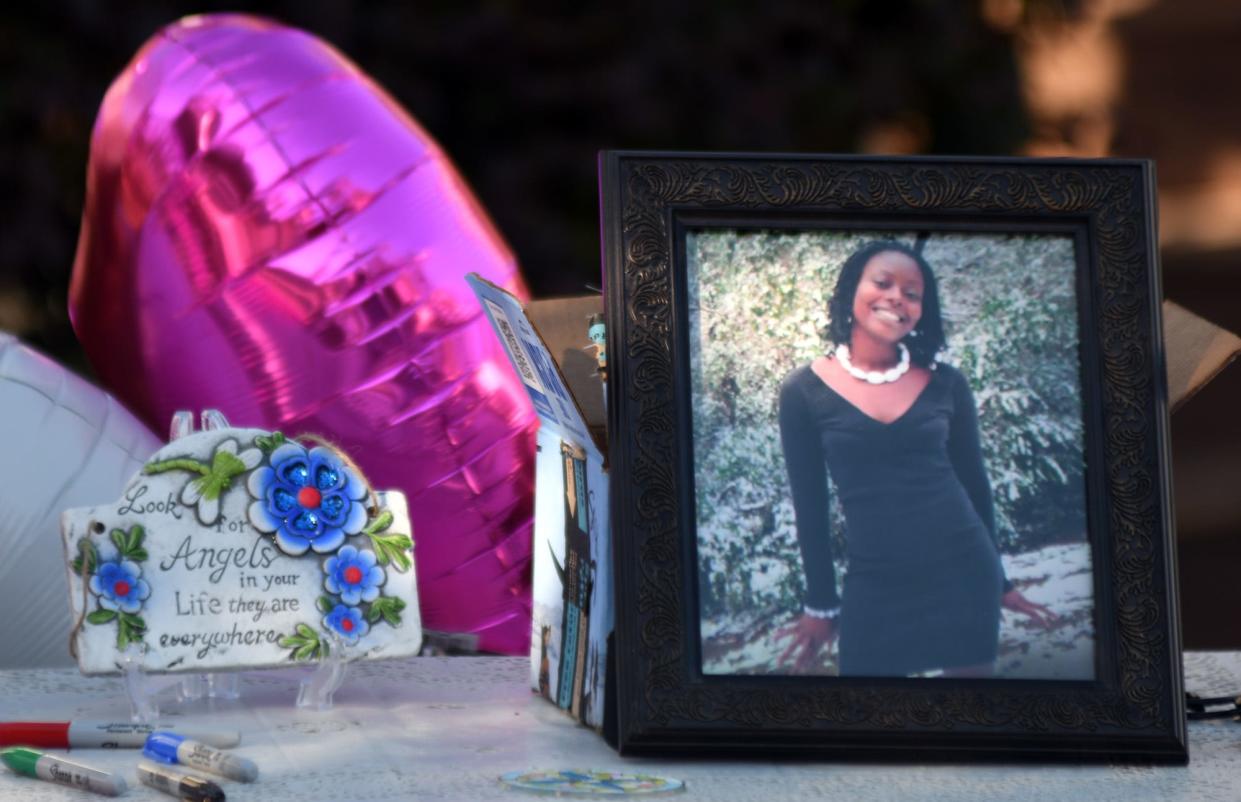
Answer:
[341, 618, 355, 633]
[344, 566, 363, 585]
[114, 580, 131, 597]
[298, 486, 322, 509]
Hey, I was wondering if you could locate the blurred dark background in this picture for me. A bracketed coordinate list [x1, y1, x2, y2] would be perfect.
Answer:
[3, 0, 1241, 648]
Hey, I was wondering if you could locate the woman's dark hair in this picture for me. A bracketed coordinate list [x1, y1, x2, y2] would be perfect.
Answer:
[827, 240, 945, 367]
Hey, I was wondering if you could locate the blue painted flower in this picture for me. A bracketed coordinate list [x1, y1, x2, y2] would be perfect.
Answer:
[323, 603, 369, 645]
[247, 443, 368, 556]
[88, 560, 150, 614]
[323, 545, 385, 605]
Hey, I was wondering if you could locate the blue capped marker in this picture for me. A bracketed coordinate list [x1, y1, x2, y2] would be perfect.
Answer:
[144, 731, 258, 783]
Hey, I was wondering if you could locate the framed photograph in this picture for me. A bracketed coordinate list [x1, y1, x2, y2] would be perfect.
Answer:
[599, 151, 1185, 761]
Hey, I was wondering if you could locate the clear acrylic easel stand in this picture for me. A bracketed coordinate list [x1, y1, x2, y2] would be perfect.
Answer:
[121, 637, 352, 720]
[120, 410, 352, 720]
[295, 632, 350, 711]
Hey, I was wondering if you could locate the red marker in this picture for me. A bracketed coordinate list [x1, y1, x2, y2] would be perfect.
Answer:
[0, 722, 240, 750]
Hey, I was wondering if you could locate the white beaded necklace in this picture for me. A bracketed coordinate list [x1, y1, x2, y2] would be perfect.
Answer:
[835, 343, 910, 384]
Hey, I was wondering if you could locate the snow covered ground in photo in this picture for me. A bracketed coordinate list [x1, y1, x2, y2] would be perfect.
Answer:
[701, 542, 1095, 679]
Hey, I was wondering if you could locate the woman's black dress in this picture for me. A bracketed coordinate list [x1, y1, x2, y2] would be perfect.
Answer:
[778, 362, 1007, 676]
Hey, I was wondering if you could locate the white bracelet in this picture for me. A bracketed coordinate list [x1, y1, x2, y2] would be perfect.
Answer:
[804, 605, 840, 620]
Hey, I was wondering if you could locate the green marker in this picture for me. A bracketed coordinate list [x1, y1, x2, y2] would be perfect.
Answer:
[1, 747, 127, 796]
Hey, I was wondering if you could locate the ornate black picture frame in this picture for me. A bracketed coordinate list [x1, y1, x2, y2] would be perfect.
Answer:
[599, 151, 1185, 762]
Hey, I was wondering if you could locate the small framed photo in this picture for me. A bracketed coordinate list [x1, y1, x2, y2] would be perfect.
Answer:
[599, 151, 1185, 761]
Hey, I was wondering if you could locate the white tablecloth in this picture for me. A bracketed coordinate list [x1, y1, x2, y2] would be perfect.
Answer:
[1, 654, 1240, 801]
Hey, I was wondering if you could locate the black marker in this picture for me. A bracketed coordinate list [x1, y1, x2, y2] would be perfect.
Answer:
[137, 759, 226, 802]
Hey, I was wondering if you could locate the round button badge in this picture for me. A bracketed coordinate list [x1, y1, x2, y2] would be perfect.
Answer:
[499, 769, 685, 796]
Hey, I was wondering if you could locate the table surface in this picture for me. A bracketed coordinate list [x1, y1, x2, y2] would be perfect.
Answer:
[1, 654, 1240, 801]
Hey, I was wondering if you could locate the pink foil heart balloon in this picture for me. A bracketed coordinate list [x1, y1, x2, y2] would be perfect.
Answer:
[69, 14, 536, 654]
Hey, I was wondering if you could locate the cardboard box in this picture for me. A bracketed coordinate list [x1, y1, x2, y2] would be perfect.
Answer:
[467, 275, 1238, 735]
[467, 275, 612, 731]
[1163, 300, 1241, 411]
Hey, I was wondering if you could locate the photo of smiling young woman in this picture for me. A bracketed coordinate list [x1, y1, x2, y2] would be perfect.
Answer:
[689, 230, 1095, 679]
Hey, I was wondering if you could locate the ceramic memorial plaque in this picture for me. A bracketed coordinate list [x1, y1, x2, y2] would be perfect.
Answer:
[61, 425, 422, 674]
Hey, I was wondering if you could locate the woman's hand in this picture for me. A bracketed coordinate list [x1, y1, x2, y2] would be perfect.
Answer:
[775, 613, 838, 673]
[1001, 589, 1058, 629]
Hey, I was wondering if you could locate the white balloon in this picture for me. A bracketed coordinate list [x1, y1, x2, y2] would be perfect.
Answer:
[0, 332, 161, 668]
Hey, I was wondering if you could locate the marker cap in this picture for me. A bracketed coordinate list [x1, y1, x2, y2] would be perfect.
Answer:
[0, 747, 40, 776]
[143, 731, 186, 764]
[0, 723, 66, 748]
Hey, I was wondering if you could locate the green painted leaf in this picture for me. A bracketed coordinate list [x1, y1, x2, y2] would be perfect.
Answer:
[296, 623, 317, 640]
[363, 509, 395, 536]
[71, 540, 98, 577]
[86, 609, 117, 625]
[293, 643, 316, 661]
[103, 526, 149, 562]
[115, 613, 144, 649]
[369, 596, 406, 628]
[319, 640, 330, 658]
[367, 532, 413, 572]
[125, 525, 145, 554]
[277, 635, 304, 649]
[70, 554, 93, 577]
[255, 432, 287, 453]
[317, 596, 334, 614]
